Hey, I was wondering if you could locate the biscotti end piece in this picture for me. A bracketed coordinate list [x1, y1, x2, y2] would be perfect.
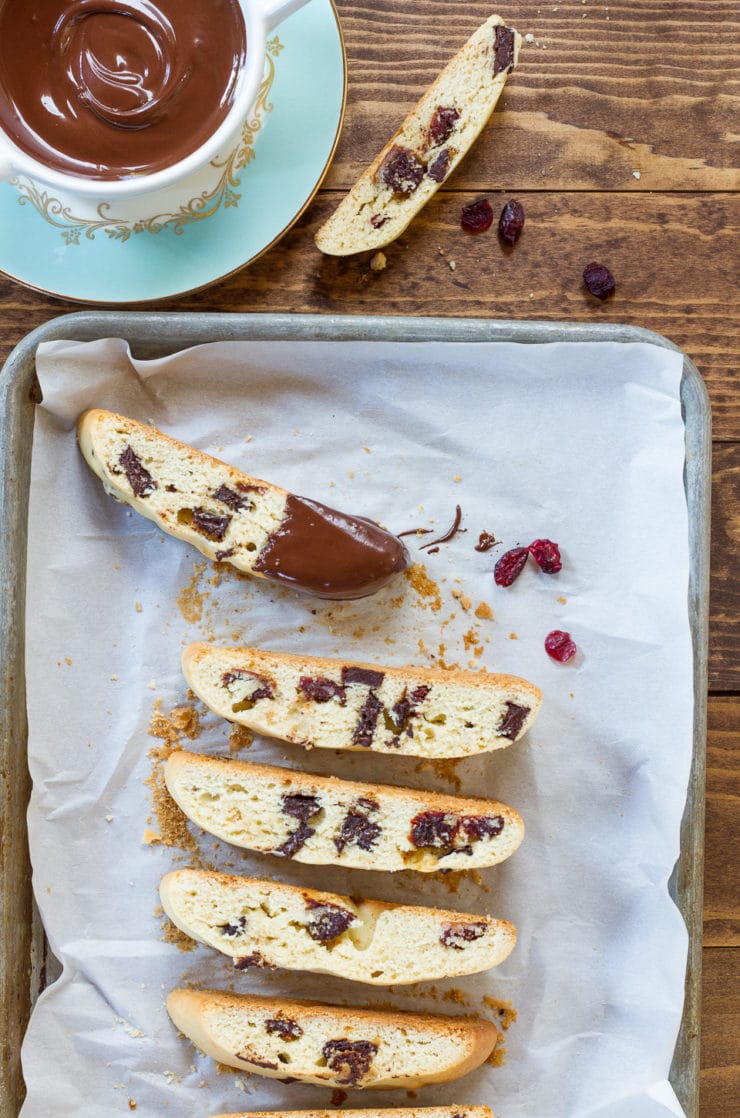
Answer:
[182, 642, 542, 759]
[160, 868, 516, 984]
[210, 1109, 494, 1118]
[164, 751, 524, 873]
[77, 409, 409, 600]
[315, 15, 521, 255]
[167, 988, 498, 1089]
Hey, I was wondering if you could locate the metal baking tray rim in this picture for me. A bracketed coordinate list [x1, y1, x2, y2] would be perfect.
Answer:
[0, 311, 710, 1117]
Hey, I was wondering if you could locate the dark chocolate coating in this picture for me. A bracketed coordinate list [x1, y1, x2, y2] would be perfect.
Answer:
[254, 494, 410, 600]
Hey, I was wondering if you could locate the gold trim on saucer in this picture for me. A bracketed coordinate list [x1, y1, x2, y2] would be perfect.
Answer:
[10, 38, 283, 245]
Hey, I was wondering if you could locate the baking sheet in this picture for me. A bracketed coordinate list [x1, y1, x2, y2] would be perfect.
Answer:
[10, 320, 704, 1116]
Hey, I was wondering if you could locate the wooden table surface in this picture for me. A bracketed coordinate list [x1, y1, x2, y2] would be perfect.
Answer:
[0, 1, 737, 1112]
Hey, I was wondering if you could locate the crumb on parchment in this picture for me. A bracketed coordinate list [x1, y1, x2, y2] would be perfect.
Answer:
[144, 701, 203, 857]
[405, 563, 442, 611]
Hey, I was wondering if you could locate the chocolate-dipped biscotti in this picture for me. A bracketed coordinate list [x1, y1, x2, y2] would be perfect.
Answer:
[164, 752, 524, 872]
[167, 989, 498, 1089]
[183, 643, 541, 759]
[160, 869, 516, 984]
[77, 409, 409, 600]
[315, 14, 520, 255]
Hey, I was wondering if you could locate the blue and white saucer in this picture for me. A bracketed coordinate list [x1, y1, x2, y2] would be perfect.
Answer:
[0, 1, 345, 304]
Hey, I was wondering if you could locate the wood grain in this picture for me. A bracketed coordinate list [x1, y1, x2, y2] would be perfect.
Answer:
[704, 696, 740, 946]
[701, 948, 740, 1112]
[330, 1, 740, 192]
[710, 446, 740, 690]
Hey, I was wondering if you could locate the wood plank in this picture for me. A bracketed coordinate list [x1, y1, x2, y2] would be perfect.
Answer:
[710, 447, 740, 690]
[331, 0, 740, 192]
[701, 947, 740, 1115]
[704, 696, 740, 947]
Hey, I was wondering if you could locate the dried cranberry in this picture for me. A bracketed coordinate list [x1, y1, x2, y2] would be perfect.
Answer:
[298, 676, 346, 704]
[493, 25, 516, 74]
[305, 901, 356, 943]
[428, 105, 460, 146]
[376, 145, 425, 195]
[234, 951, 269, 969]
[461, 198, 494, 234]
[494, 546, 529, 586]
[462, 814, 504, 839]
[265, 1015, 303, 1041]
[411, 684, 431, 703]
[427, 148, 451, 183]
[498, 199, 525, 246]
[410, 811, 459, 850]
[528, 538, 562, 573]
[545, 630, 577, 663]
[583, 262, 616, 299]
[440, 921, 488, 949]
[322, 1039, 378, 1086]
[370, 213, 389, 229]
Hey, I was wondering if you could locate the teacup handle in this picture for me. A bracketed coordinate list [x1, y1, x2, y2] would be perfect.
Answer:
[0, 138, 13, 181]
[259, 0, 311, 33]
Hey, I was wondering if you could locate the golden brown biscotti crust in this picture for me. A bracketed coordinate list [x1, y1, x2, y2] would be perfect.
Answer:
[167, 988, 498, 1089]
[314, 15, 521, 255]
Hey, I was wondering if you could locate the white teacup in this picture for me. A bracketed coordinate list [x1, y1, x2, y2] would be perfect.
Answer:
[0, 0, 310, 230]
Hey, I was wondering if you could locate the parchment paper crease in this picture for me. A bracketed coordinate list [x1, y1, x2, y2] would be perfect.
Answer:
[21, 337, 692, 1117]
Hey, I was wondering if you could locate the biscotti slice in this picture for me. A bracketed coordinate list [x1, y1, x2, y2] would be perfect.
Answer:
[211, 1109, 493, 1118]
[167, 989, 497, 1089]
[315, 15, 520, 255]
[77, 409, 409, 600]
[183, 642, 541, 759]
[164, 751, 523, 872]
[160, 869, 516, 983]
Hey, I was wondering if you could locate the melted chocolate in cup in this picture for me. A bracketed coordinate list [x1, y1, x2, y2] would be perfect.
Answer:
[253, 494, 411, 600]
[0, 0, 246, 179]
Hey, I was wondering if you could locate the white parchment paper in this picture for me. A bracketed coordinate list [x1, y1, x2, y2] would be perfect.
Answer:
[22, 336, 693, 1118]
